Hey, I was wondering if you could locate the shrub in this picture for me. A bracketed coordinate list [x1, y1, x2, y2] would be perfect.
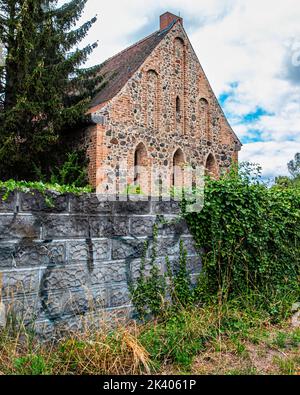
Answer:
[184, 164, 300, 319]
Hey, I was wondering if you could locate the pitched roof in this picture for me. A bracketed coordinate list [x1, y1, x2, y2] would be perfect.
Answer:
[90, 26, 172, 109]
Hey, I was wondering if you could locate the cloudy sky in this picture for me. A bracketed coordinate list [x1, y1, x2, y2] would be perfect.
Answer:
[71, 0, 300, 180]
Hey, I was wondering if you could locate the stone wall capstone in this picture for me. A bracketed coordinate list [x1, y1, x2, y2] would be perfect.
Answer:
[0, 190, 201, 336]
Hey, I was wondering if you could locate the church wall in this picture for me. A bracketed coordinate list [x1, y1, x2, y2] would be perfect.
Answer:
[88, 21, 240, 191]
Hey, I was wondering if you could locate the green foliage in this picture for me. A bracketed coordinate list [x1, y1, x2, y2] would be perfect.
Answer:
[128, 224, 195, 319]
[139, 311, 206, 369]
[184, 163, 300, 319]
[0, 178, 92, 201]
[275, 176, 293, 188]
[275, 175, 300, 189]
[275, 153, 300, 188]
[14, 355, 48, 375]
[166, 240, 194, 308]
[0, 0, 103, 181]
[124, 184, 143, 196]
[0, 301, 298, 374]
[128, 225, 167, 319]
[274, 356, 300, 375]
[138, 300, 271, 370]
[50, 150, 89, 187]
[273, 328, 300, 349]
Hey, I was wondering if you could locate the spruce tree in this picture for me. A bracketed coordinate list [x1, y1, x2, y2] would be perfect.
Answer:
[0, 0, 103, 181]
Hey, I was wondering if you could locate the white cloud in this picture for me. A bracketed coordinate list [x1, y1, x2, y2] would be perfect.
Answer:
[66, 0, 300, 178]
[240, 141, 300, 179]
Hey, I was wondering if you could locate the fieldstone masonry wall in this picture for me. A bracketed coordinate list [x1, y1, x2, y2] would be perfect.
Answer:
[88, 18, 241, 189]
[0, 190, 200, 336]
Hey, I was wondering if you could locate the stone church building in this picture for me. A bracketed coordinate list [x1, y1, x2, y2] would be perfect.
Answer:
[86, 12, 241, 195]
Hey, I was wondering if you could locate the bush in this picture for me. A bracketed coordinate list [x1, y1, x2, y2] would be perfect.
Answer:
[128, 226, 195, 320]
[184, 164, 300, 319]
[50, 151, 89, 188]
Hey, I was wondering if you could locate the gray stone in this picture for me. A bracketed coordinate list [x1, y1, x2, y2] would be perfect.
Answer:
[41, 289, 89, 318]
[67, 242, 89, 262]
[151, 200, 181, 215]
[0, 243, 16, 268]
[0, 215, 41, 241]
[99, 306, 133, 324]
[181, 236, 199, 256]
[20, 191, 68, 213]
[165, 255, 202, 276]
[114, 200, 150, 215]
[4, 295, 43, 323]
[107, 263, 128, 283]
[130, 258, 164, 281]
[92, 287, 109, 309]
[1, 269, 40, 298]
[40, 266, 87, 291]
[90, 263, 127, 285]
[129, 216, 157, 236]
[0, 241, 65, 268]
[0, 189, 198, 336]
[42, 215, 89, 239]
[159, 217, 189, 236]
[93, 240, 111, 261]
[70, 194, 113, 214]
[154, 236, 180, 257]
[90, 216, 129, 237]
[110, 286, 131, 307]
[0, 189, 17, 212]
[112, 237, 146, 260]
[68, 240, 110, 262]
[32, 320, 55, 339]
[89, 265, 106, 285]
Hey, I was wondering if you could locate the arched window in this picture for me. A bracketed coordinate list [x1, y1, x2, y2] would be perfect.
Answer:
[174, 38, 185, 133]
[147, 70, 158, 129]
[176, 96, 181, 113]
[176, 96, 181, 123]
[172, 148, 185, 188]
[133, 142, 149, 195]
[199, 98, 209, 140]
[205, 153, 218, 179]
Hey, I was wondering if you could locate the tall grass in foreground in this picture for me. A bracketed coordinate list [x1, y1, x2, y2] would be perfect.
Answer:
[0, 299, 299, 375]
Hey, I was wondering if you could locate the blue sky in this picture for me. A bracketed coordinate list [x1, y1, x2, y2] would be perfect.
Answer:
[66, 0, 300, 180]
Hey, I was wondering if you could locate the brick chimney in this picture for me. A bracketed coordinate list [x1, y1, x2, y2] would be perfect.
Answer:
[160, 12, 183, 30]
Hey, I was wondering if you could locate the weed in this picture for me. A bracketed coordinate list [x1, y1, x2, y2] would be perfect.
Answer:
[274, 356, 300, 375]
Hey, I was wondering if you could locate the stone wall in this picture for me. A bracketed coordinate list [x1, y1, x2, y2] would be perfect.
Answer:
[0, 190, 200, 336]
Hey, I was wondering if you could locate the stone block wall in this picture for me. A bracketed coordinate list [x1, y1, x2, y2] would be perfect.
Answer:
[0, 190, 201, 336]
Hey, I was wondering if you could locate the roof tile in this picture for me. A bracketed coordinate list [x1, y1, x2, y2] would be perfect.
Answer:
[90, 26, 172, 108]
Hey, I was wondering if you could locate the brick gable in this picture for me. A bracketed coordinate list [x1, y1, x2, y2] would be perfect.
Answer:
[86, 13, 241, 191]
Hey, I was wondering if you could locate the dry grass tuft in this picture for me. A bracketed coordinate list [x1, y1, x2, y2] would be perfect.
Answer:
[0, 303, 299, 376]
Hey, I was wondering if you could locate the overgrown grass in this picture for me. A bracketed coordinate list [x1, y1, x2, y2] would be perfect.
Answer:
[0, 301, 299, 375]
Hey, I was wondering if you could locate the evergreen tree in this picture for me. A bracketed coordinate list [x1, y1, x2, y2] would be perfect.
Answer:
[0, 0, 103, 181]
